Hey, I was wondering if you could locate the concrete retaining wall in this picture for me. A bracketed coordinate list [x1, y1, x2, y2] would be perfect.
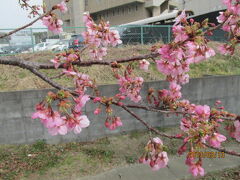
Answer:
[1, 75, 240, 144]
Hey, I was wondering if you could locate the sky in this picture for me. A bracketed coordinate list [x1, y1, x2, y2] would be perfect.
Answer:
[0, 0, 44, 29]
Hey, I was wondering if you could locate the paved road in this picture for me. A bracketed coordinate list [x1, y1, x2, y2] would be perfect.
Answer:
[78, 145, 240, 180]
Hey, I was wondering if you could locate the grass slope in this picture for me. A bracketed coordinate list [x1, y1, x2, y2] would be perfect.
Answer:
[0, 43, 239, 92]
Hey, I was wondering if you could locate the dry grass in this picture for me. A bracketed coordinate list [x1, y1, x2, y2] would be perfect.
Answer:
[0, 127, 181, 180]
[0, 42, 239, 92]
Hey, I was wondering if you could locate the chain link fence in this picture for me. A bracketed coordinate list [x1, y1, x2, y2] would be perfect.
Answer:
[0, 25, 228, 56]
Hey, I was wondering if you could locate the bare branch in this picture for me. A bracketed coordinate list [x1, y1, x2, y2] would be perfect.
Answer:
[0, 0, 71, 39]
[0, 53, 159, 69]
[125, 104, 238, 121]
[0, 12, 52, 39]
[120, 104, 180, 139]
[38, 53, 159, 69]
[204, 143, 240, 157]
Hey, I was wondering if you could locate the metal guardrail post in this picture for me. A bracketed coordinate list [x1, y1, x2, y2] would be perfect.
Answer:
[167, 25, 171, 43]
[30, 28, 35, 53]
[140, 26, 144, 45]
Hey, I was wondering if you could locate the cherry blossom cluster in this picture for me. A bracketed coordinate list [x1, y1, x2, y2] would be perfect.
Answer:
[139, 59, 150, 71]
[112, 63, 144, 103]
[185, 151, 204, 176]
[105, 116, 123, 130]
[34, 47, 95, 135]
[42, 1, 68, 34]
[155, 11, 215, 102]
[118, 76, 144, 103]
[82, 13, 122, 60]
[31, 91, 90, 135]
[139, 137, 169, 171]
[178, 100, 227, 148]
[225, 118, 240, 141]
[217, 0, 240, 55]
[175, 99, 239, 176]
[50, 51, 80, 69]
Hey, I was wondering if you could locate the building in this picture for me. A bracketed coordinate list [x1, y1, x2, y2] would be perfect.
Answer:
[44, 0, 85, 33]
[43, 0, 227, 33]
[43, 0, 178, 33]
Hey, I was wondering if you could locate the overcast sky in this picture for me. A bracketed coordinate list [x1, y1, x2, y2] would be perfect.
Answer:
[0, 0, 44, 29]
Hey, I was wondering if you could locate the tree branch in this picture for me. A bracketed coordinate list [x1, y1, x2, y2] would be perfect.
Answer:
[120, 104, 180, 139]
[0, 53, 159, 69]
[116, 104, 240, 157]
[0, 11, 53, 39]
[0, 0, 71, 39]
[125, 104, 238, 121]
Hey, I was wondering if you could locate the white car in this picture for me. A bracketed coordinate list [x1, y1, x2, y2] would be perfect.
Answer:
[33, 42, 52, 51]
[46, 40, 69, 51]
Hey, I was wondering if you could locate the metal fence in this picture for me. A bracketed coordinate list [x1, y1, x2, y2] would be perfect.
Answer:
[0, 25, 228, 56]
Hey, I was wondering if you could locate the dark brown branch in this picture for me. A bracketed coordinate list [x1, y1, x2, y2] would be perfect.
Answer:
[50, 72, 65, 79]
[29, 68, 68, 91]
[0, 12, 52, 39]
[0, 56, 39, 69]
[125, 104, 237, 121]
[120, 104, 180, 139]
[204, 143, 240, 157]
[38, 53, 159, 69]
[0, 53, 159, 69]
[119, 104, 240, 157]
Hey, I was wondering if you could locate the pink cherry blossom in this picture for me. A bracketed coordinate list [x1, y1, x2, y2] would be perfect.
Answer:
[57, 1, 68, 13]
[185, 153, 195, 166]
[234, 130, 240, 142]
[150, 151, 169, 171]
[208, 133, 226, 148]
[172, 25, 188, 42]
[234, 120, 240, 129]
[234, 121, 240, 142]
[189, 162, 205, 177]
[72, 115, 90, 134]
[222, 0, 232, 7]
[63, 69, 77, 76]
[50, 57, 60, 69]
[67, 54, 78, 62]
[93, 97, 101, 103]
[217, 12, 227, 23]
[74, 94, 90, 113]
[174, 10, 186, 26]
[105, 117, 123, 130]
[94, 108, 101, 115]
[118, 76, 143, 103]
[82, 13, 122, 60]
[42, 16, 63, 34]
[139, 59, 150, 71]
[180, 118, 192, 132]
[194, 105, 210, 120]
[48, 116, 68, 136]
[218, 44, 234, 55]
[140, 137, 168, 171]
[152, 137, 163, 145]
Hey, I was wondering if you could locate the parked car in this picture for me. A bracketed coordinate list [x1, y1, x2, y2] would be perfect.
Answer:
[32, 42, 52, 51]
[68, 34, 84, 49]
[0, 46, 16, 54]
[48, 40, 69, 51]
[0, 48, 4, 54]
